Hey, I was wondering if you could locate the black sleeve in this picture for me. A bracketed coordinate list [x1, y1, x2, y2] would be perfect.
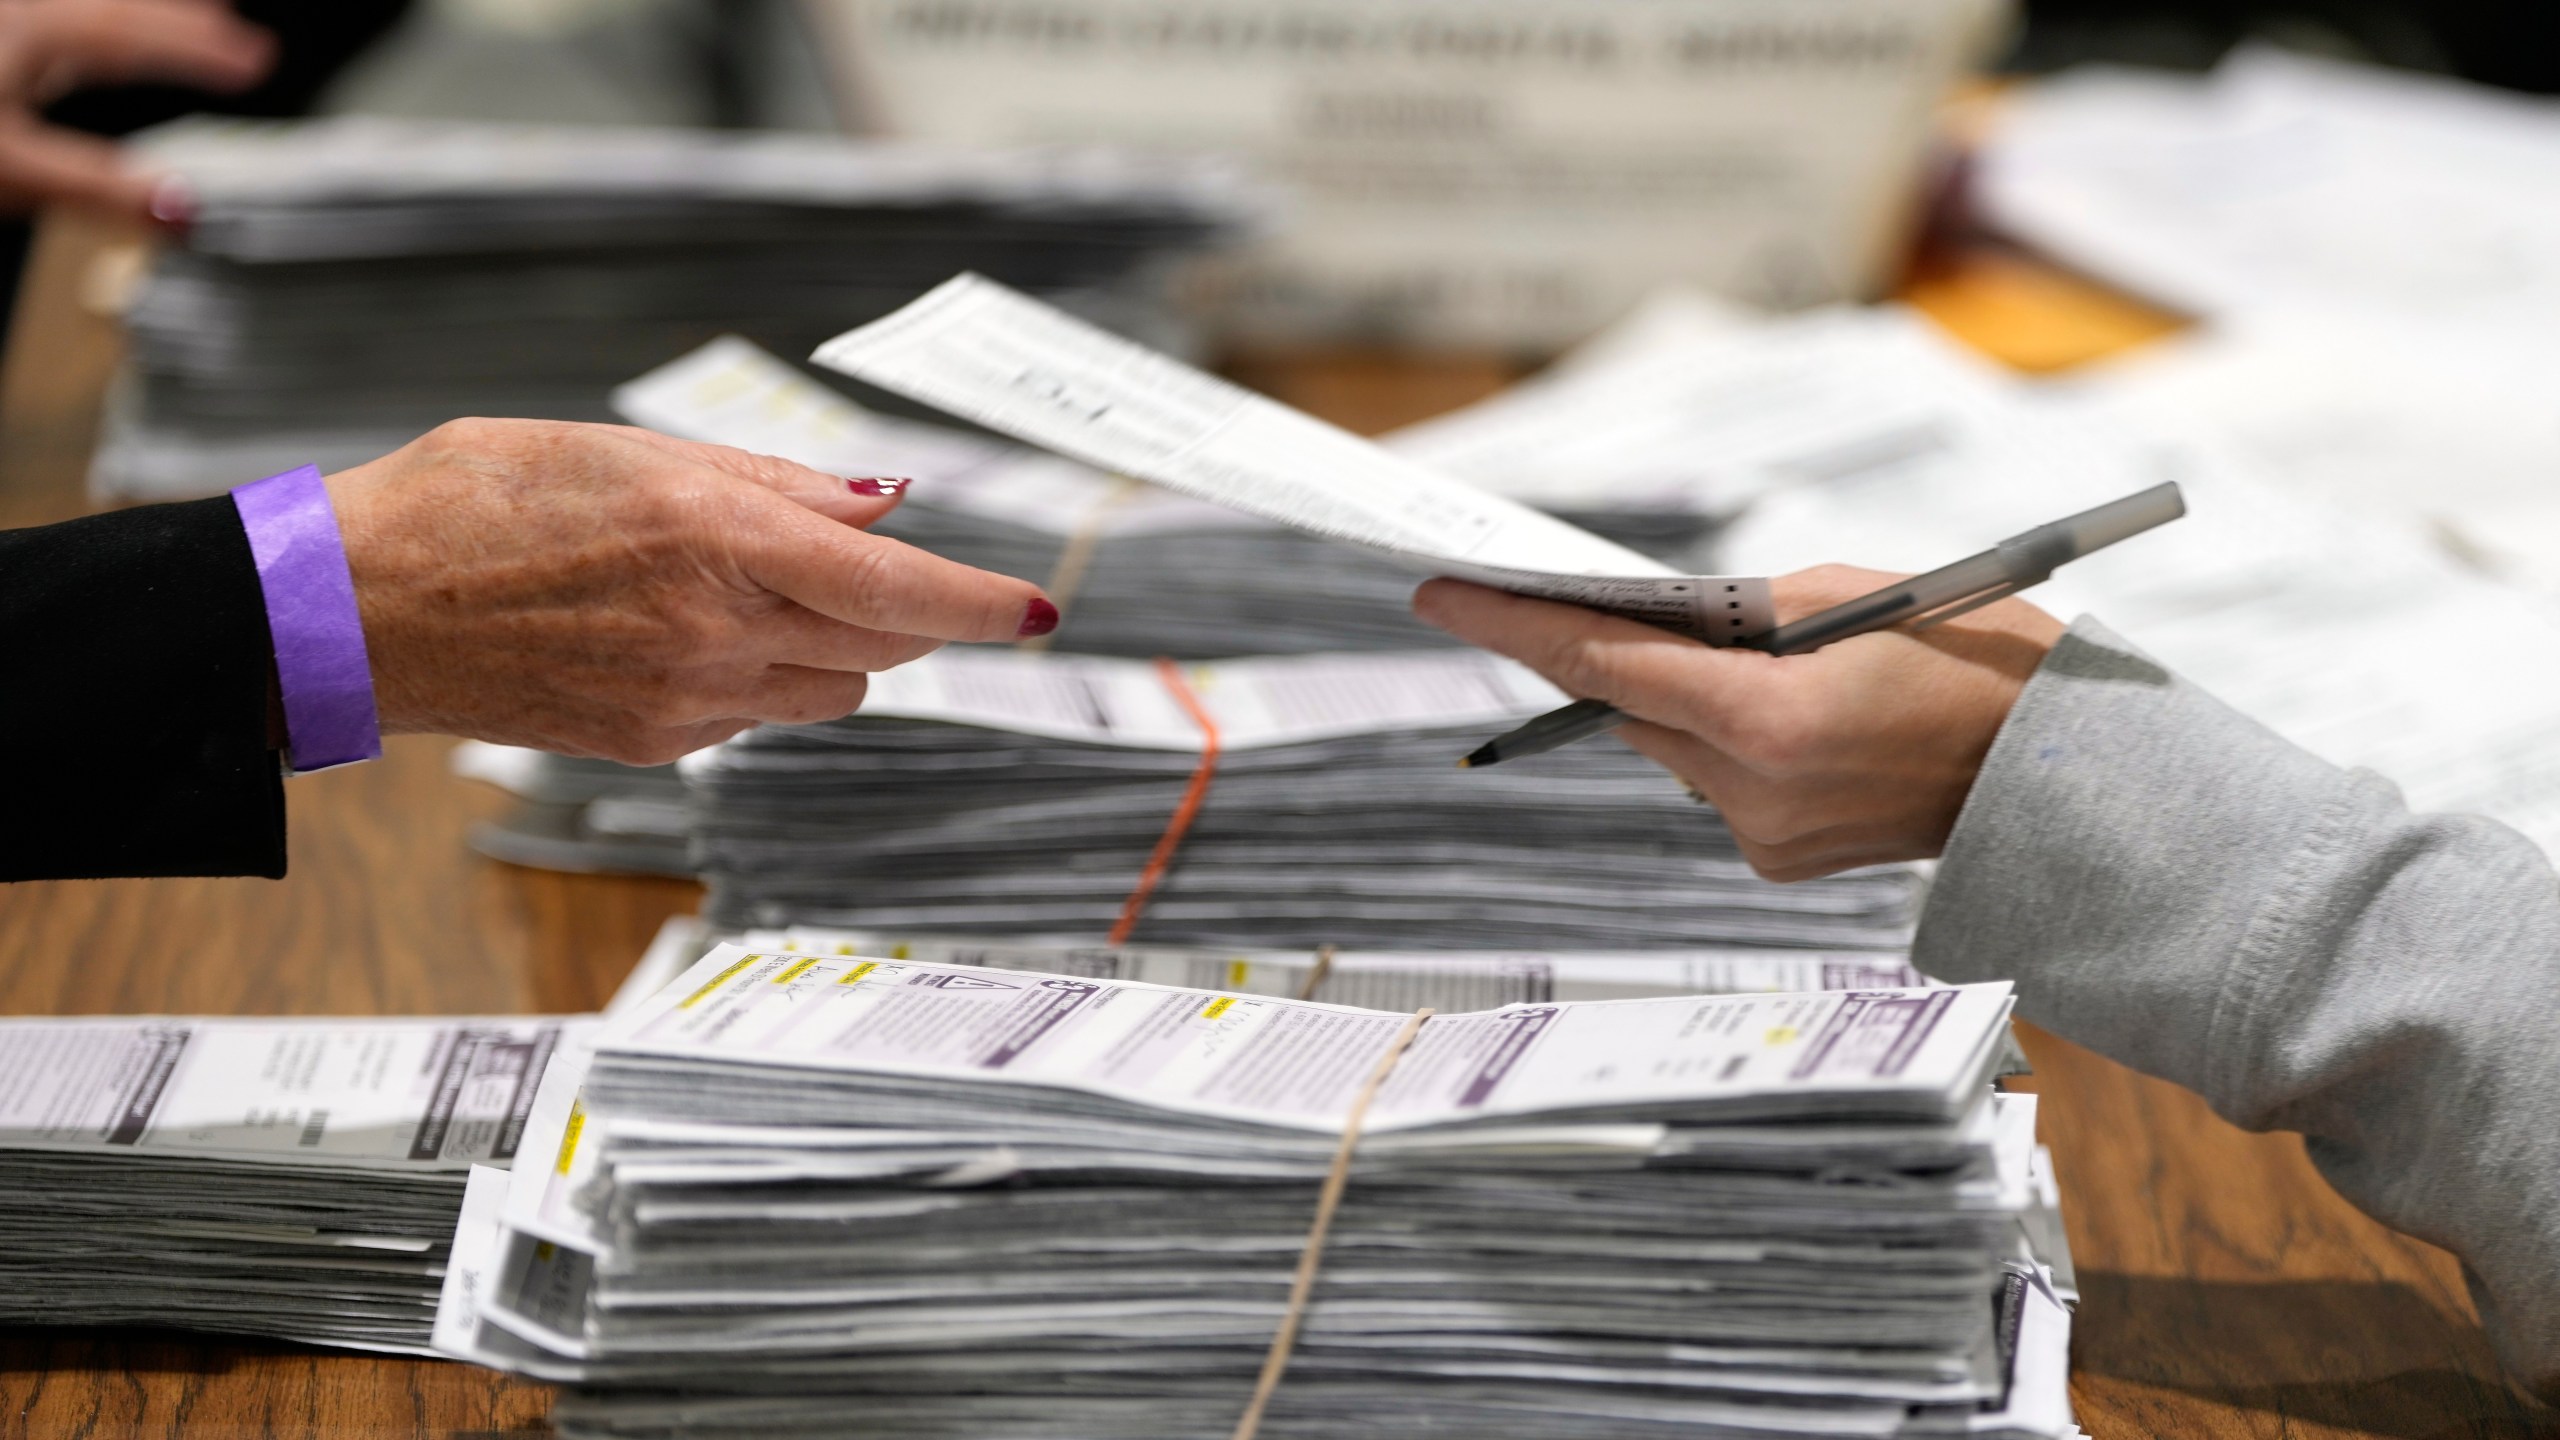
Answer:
[0, 497, 288, 880]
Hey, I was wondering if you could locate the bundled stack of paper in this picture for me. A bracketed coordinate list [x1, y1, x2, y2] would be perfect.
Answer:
[684, 647, 1921, 950]
[439, 944, 2076, 1438]
[91, 117, 1257, 501]
[0, 1013, 574, 1352]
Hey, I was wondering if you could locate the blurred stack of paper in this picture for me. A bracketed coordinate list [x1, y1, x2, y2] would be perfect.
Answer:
[2059, 312, 2560, 601]
[92, 116, 1259, 501]
[1977, 47, 2560, 334]
[440, 945, 2075, 1438]
[1588, 301, 2560, 859]
[1977, 48, 2560, 602]
[0, 1014, 574, 1352]
[450, 743, 691, 877]
[683, 646, 1922, 950]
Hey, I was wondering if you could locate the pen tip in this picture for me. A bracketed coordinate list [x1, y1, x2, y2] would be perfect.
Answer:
[1459, 745, 1499, 769]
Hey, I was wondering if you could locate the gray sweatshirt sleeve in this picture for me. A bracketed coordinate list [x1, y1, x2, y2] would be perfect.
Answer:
[1913, 616, 2560, 1394]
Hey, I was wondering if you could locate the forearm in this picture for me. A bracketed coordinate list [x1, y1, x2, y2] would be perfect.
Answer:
[0, 497, 286, 879]
[1917, 617, 2560, 1393]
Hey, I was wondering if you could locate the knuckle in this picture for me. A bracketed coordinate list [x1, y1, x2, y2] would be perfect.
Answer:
[635, 680, 717, 731]
[1548, 634, 1619, 700]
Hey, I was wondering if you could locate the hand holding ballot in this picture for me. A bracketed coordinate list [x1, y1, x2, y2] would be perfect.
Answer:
[1416, 566, 2066, 882]
[329, 419, 1057, 766]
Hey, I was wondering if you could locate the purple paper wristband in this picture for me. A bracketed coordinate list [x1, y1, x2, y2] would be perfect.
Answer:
[231, 464, 382, 773]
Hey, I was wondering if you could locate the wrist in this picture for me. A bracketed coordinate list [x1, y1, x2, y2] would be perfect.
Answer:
[231, 463, 382, 773]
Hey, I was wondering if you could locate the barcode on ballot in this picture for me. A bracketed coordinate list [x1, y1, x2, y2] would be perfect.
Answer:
[297, 1109, 329, 1148]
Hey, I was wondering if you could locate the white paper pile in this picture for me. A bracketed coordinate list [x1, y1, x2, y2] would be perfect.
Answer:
[439, 944, 2075, 1438]
[1371, 277, 2560, 858]
[91, 117, 1259, 501]
[1973, 50, 2560, 609]
[1977, 46, 2560, 334]
[0, 1014, 578, 1352]
[682, 647, 1923, 950]
[450, 742, 692, 878]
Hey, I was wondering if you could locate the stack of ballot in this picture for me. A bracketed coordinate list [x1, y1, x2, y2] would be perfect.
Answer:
[438, 944, 2077, 1438]
[450, 743, 691, 878]
[0, 1013, 575, 1352]
[685, 647, 1922, 950]
[91, 117, 1257, 501]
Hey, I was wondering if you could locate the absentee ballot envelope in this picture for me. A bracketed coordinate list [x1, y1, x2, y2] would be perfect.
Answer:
[812, 273, 1776, 644]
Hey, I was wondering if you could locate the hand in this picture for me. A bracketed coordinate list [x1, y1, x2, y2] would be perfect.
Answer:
[329, 419, 1057, 765]
[1413, 566, 2065, 882]
[0, 0, 272, 220]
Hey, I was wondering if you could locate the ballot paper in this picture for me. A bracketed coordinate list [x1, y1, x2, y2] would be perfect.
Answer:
[434, 944, 2071, 1437]
[812, 273, 1776, 643]
[0, 1014, 579, 1352]
[90, 117, 1256, 502]
[685, 647, 1923, 949]
[616, 335, 1716, 653]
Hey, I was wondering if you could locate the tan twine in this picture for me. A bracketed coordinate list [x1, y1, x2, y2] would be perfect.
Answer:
[1017, 475, 1144, 653]
[1227, 1006, 1438, 1440]
[1293, 943, 1338, 1002]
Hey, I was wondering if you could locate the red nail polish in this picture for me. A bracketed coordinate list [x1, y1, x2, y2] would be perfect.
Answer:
[1017, 597, 1061, 638]
[845, 476, 911, 496]
[148, 176, 197, 240]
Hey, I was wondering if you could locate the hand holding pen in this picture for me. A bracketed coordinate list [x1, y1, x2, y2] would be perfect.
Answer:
[1411, 483, 2184, 883]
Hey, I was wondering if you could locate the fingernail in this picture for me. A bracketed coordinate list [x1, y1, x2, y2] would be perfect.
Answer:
[845, 476, 911, 497]
[1016, 597, 1060, 638]
[147, 176, 196, 239]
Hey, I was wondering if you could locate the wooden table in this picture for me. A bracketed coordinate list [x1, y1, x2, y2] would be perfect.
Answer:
[0, 211, 2549, 1440]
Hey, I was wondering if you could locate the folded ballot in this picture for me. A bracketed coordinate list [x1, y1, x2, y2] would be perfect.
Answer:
[618, 335, 1719, 658]
[684, 647, 1922, 950]
[0, 1013, 579, 1352]
[91, 118, 1256, 501]
[437, 945, 2074, 1438]
[812, 273, 1778, 643]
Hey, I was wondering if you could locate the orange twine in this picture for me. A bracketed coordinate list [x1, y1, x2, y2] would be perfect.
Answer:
[1106, 657, 1222, 946]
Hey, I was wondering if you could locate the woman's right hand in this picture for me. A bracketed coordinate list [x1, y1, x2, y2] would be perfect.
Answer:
[0, 0, 273, 221]
[330, 418, 1057, 764]
[1415, 565, 2064, 881]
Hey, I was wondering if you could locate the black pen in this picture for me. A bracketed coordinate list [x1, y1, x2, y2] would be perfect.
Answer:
[1458, 481, 2188, 769]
